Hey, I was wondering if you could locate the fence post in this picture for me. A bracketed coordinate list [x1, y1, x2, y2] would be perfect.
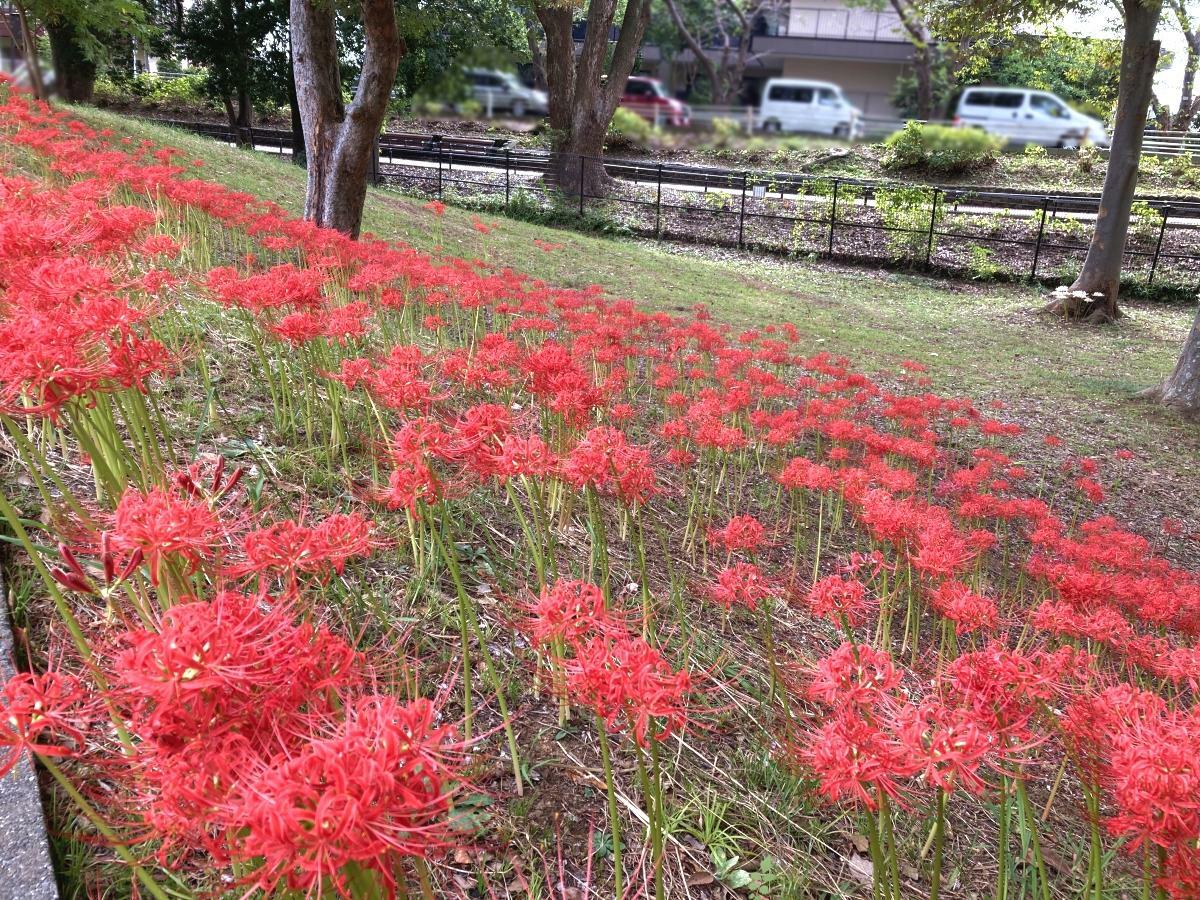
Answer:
[738, 172, 748, 249]
[925, 188, 940, 268]
[579, 156, 586, 217]
[437, 148, 443, 197]
[1031, 196, 1050, 278]
[745, 105, 754, 135]
[505, 149, 511, 207]
[828, 179, 840, 256]
[1149, 206, 1170, 285]
[371, 137, 380, 186]
[655, 164, 664, 237]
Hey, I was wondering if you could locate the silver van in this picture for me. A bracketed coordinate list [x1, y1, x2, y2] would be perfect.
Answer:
[955, 87, 1109, 148]
[464, 69, 548, 117]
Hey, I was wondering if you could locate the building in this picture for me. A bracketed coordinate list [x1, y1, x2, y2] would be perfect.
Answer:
[613, 0, 916, 119]
[0, 6, 29, 83]
[749, 2, 914, 119]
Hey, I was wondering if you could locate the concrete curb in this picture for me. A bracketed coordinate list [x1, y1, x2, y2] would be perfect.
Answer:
[0, 564, 60, 900]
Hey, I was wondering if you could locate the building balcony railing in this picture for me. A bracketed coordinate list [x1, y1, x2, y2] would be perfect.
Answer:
[773, 7, 907, 42]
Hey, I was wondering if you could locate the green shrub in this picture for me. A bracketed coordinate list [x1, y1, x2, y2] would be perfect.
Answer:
[710, 117, 743, 148]
[1130, 200, 1164, 244]
[606, 107, 655, 151]
[1076, 143, 1100, 174]
[93, 72, 210, 108]
[875, 185, 942, 261]
[881, 122, 1002, 174]
[967, 245, 1003, 279]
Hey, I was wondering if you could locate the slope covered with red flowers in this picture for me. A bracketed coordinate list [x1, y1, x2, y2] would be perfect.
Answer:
[1, 78, 1199, 898]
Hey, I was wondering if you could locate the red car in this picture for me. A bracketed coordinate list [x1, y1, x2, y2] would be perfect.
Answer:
[620, 76, 691, 127]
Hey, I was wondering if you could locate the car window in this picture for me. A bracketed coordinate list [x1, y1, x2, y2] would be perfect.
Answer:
[768, 85, 814, 103]
[993, 92, 1024, 109]
[1030, 95, 1068, 118]
[625, 81, 651, 97]
[963, 91, 993, 107]
[818, 88, 840, 106]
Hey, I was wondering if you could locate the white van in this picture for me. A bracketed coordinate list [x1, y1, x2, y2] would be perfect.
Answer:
[757, 79, 863, 139]
[955, 87, 1109, 148]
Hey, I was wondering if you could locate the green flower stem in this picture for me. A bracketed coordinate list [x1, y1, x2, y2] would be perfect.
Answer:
[596, 718, 623, 900]
[40, 757, 171, 900]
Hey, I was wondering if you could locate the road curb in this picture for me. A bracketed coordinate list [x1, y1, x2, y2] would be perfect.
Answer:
[0, 564, 60, 900]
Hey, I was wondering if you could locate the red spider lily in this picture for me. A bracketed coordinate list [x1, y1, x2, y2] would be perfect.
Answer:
[487, 433, 559, 481]
[233, 695, 464, 897]
[110, 485, 225, 585]
[232, 511, 377, 582]
[114, 591, 360, 733]
[0, 670, 97, 776]
[944, 644, 1086, 740]
[706, 562, 774, 611]
[805, 574, 875, 628]
[562, 633, 691, 746]
[561, 426, 657, 506]
[799, 706, 917, 810]
[1103, 710, 1200, 854]
[806, 642, 902, 707]
[524, 579, 620, 648]
[207, 262, 327, 312]
[174, 454, 245, 502]
[707, 514, 767, 555]
[894, 699, 996, 796]
[50, 534, 144, 597]
[928, 581, 1000, 635]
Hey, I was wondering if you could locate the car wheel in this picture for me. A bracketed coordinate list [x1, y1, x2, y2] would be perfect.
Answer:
[511, 100, 526, 118]
[763, 120, 781, 134]
[1059, 136, 1080, 150]
[833, 124, 849, 139]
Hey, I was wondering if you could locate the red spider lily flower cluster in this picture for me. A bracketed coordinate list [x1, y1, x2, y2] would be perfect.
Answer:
[524, 578, 692, 746]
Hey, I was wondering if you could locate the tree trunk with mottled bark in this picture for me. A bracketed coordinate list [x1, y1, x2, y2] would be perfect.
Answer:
[1044, 0, 1162, 323]
[524, 12, 547, 92]
[290, 0, 401, 238]
[535, 0, 653, 197]
[1142, 301, 1200, 417]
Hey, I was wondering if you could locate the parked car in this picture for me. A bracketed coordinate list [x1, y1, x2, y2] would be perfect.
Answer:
[954, 87, 1109, 148]
[620, 76, 691, 127]
[755, 79, 863, 139]
[464, 68, 547, 117]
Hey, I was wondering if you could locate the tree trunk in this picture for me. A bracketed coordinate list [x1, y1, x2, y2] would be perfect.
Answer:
[288, 35, 306, 167]
[536, 0, 653, 196]
[524, 12, 547, 92]
[537, 0, 652, 195]
[1169, 0, 1200, 129]
[46, 19, 96, 103]
[912, 46, 934, 120]
[890, 0, 933, 120]
[1044, 0, 1161, 323]
[12, 1, 46, 101]
[1142, 301, 1200, 417]
[290, 0, 401, 238]
[663, 0, 723, 105]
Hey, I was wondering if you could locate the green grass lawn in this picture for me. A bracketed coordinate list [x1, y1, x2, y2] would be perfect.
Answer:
[74, 107, 1200, 480]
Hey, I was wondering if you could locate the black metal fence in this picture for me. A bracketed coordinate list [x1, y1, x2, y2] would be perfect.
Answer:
[154, 119, 1200, 298]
